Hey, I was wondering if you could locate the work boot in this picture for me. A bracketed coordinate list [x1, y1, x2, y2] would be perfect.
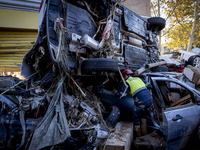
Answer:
[134, 125, 141, 137]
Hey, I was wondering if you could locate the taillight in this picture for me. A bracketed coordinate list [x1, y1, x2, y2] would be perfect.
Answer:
[39, 0, 44, 12]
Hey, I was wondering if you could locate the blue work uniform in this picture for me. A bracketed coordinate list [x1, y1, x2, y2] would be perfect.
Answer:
[115, 76, 153, 126]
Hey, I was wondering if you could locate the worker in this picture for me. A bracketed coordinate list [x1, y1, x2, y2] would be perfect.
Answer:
[113, 69, 153, 137]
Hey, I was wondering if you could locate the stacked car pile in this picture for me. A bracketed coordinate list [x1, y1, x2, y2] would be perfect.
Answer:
[1, 0, 200, 150]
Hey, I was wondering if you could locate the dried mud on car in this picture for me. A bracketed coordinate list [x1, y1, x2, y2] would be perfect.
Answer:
[4, 0, 195, 150]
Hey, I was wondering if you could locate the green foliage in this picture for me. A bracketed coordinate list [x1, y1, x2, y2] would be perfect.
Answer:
[151, 0, 200, 50]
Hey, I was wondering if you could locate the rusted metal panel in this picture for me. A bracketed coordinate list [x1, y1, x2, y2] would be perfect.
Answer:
[0, 31, 37, 70]
[0, 48, 30, 52]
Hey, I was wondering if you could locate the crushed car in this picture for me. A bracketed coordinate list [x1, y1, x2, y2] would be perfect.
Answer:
[159, 55, 184, 73]
[1, 0, 186, 150]
[0, 76, 117, 150]
[172, 50, 200, 67]
[2, 72, 200, 150]
[98, 72, 200, 149]
[21, 0, 166, 79]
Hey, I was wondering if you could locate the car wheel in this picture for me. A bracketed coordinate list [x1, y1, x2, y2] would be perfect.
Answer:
[150, 65, 168, 72]
[106, 106, 120, 128]
[147, 17, 166, 31]
[82, 58, 118, 73]
[188, 55, 200, 67]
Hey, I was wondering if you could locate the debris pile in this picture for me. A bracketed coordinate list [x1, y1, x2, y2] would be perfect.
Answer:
[6, 0, 200, 150]
[0, 73, 114, 149]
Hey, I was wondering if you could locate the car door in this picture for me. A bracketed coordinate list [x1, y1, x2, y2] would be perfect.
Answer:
[151, 77, 200, 150]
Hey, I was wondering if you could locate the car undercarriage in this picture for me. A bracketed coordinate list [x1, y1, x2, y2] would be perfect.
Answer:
[1, 0, 200, 150]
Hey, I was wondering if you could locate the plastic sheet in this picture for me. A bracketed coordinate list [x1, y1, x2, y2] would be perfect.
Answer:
[28, 77, 70, 150]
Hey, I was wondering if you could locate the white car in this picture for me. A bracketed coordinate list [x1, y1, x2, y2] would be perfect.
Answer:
[172, 50, 200, 67]
[191, 48, 200, 55]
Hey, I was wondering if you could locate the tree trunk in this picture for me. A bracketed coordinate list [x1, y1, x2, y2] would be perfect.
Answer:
[187, 30, 195, 52]
[187, 0, 199, 52]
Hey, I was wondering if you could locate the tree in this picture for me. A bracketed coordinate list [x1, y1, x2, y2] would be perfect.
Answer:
[186, 0, 199, 51]
[193, 26, 200, 48]
[150, 0, 163, 54]
[151, 0, 200, 51]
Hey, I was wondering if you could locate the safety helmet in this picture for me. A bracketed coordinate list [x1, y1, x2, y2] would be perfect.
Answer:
[122, 69, 133, 76]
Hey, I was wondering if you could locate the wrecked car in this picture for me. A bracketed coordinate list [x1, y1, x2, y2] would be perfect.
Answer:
[21, 0, 166, 79]
[159, 55, 184, 73]
[0, 76, 119, 150]
[0, 76, 41, 149]
[172, 50, 200, 67]
[0, 0, 170, 149]
[98, 73, 200, 149]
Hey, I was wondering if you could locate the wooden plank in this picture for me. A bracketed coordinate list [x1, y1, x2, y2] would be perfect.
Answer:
[170, 94, 191, 107]
[176, 98, 192, 106]
[145, 61, 167, 69]
[134, 67, 146, 75]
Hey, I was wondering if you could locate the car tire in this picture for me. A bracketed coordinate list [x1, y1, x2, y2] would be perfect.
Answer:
[106, 106, 120, 128]
[82, 58, 118, 73]
[150, 65, 168, 72]
[147, 17, 166, 31]
[184, 60, 189, 67]
[188, 55, 200, 67]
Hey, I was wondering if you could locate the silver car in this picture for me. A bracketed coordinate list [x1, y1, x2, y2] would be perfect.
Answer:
[100, 73, 200, 149]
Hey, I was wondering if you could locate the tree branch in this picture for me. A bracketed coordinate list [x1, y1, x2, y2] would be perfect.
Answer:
[165, 0, 180, 22]
[174, 11, 191, 37]
[161, 23, 177, 37]
[150, 1, 158, 17]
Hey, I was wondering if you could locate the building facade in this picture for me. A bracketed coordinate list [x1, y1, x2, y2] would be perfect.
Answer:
[0, 0, 40, 72]
[122, 0, 151, 17]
